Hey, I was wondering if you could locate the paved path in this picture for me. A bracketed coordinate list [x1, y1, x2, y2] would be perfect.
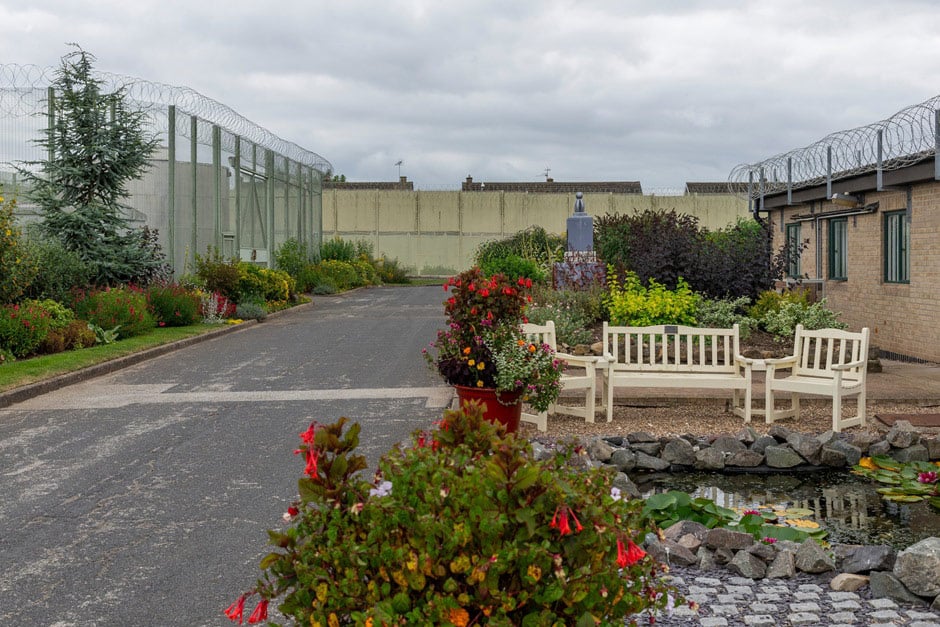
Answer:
[633, 569, 940, 626]
[0, 286, 450, 626]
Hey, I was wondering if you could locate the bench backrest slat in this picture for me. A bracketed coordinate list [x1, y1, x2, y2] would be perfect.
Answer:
[792, 324, 869, 382]
[521, 321, 558, 352]
[603, 323, 741, 373]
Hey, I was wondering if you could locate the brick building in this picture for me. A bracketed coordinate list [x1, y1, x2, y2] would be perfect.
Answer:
[738, 99, 940, 363]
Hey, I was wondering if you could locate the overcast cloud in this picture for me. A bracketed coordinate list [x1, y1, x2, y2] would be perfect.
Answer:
[2, 0, 939, 191]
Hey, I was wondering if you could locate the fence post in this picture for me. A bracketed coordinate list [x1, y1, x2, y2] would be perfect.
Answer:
[190, 115, 198, 267]
[167, 105, 176, 272]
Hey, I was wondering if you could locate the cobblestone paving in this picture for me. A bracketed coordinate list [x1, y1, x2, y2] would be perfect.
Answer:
[628, 569, 940, 626]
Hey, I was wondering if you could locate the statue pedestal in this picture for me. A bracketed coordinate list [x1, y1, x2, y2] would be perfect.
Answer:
[553, 251, 606, 290]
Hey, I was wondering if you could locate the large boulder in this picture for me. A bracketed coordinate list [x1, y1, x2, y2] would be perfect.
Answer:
[586, 438, 614, 462]
[705, 528, 754, 551]
[885, 420, 920, 448]
[609, 448, 636, 472]
[661, 437, 697, 466]
[870, 571, 929, 606]
[893, 537, 940, 598]
[765, 445, 804, 468]
[891, 444, 929, 463]
[839, 544, 896, 574]
[634, 451, 670, 471]
[728, 550, 767, 579]
[787, 432, 822, 464]
[794, 538, 835, 573]
[694, 447, 726, 471]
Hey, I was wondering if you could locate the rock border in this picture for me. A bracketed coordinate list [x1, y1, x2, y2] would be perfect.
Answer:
[529, 419, 940, 610]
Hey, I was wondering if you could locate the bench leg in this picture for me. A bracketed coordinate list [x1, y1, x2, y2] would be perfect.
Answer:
[606, 373, 615, 423]
[832, 389, 843, 432]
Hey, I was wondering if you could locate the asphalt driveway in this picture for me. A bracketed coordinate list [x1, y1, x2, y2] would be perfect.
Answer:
[0, 285, 451, 626]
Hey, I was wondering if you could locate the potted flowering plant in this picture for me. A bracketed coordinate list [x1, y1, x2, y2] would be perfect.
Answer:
[423, 267, 564, 431]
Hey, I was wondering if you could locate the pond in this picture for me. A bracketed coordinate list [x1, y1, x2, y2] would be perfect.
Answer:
[636, 469, 940, 549]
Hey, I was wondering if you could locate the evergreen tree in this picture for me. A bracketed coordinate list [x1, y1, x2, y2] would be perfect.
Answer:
[17, 45, 165, 286]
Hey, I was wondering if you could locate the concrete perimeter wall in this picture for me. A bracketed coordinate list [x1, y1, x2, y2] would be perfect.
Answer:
[323, 190, 749, 275]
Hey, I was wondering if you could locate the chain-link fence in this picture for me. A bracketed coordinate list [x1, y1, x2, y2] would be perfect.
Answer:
[0, 63, 333, 275]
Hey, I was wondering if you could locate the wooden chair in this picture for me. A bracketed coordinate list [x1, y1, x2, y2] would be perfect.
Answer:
[520, 321, 605, 432]
[764, 325, 870, 432]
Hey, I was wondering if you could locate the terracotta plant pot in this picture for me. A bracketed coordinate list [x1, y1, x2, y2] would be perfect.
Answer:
[453, 385, 523, 433]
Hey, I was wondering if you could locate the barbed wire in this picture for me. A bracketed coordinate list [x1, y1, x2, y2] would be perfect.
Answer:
[729, 94, 940, 199]
[0, 63, 332, 174]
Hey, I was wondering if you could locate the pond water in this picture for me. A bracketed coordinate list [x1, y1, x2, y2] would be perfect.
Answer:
[636, 469, 940, 549]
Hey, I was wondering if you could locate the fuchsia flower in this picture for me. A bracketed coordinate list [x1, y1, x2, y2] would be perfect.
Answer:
[247, 598, 268, 624]
[295, 424, 319, 479]
[616, 538, 647, 568]
[549, 505, 583, 536]
[224, 595, 247, 623]
[742, 509, 761, 516]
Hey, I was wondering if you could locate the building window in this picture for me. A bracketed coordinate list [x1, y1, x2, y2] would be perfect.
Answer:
[828, 218, 847, 280]
[884, 210, 910, 283]
[785, 223, 802, 278]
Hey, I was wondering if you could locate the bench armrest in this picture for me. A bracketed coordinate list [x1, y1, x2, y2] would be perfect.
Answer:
[555, 352, 606, 369]
[764, 356, 797, 366]
[831, 359, 866, 371]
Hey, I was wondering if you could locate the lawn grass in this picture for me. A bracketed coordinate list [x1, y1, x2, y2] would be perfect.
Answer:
[0, 323, 231, 392]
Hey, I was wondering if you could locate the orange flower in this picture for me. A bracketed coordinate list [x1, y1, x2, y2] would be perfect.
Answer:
[528, 344, 536, 353]
[463, 347, 472, 355]
[448, 608, 470, 627]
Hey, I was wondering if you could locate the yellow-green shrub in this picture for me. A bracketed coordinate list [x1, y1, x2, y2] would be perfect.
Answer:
[313, 259, 360, 291]
[604, 268, 698, 326]
[236, 263, 295, 305]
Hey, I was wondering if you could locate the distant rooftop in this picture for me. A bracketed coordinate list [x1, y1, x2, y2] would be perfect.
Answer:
[685, 182, 750, 195]
[461, 176, 642, 194]
[323, 176, 414, 190]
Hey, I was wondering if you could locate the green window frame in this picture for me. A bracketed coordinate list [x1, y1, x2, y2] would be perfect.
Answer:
[785, 223, 802, 278]
[828, 218, 847, 280]
[883, 210, 910, 283]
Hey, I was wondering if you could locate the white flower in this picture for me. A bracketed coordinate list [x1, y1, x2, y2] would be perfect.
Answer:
[369, 480, 393, 497]
[610, 487, 622, 501]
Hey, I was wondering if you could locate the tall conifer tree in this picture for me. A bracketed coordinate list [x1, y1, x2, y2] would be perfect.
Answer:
[18, 45, 165, 285]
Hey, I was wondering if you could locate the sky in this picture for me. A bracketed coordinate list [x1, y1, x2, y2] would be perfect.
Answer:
[2, 0, 939, 192]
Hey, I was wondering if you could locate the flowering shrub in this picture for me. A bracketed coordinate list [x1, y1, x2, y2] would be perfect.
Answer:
[0, 301, 54, 357]
[236, 262, 295, 305]
[229, 403, 679, 625]
[604, 269, 698, 327]
[199, 290, 236, 323]
[195, 247, 241, 303]
[0, 193, 38, 304]
[424, 267, 564, 413]
[71, 285, 155, 338]
[146, 283, 201, 327]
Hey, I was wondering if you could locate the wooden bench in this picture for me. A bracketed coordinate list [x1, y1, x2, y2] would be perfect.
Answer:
[601, 323, 754, 423]
[764, 324, 870, 432]
[521, 321, 606, 432]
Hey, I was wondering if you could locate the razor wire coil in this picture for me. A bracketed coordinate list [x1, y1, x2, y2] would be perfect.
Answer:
[0, 63, 332, 174]
[729, 94, 940, 198]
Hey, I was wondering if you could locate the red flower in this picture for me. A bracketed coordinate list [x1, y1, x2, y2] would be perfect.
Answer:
[617, 538, 646, 568]
[224, 595, 247, 623]
[287, 505, 299, 517]
[299, 424, 316, 444]
[549, 505, 582, 536]
[479, 288, 490, 297]
[247, 598, 268, 624]
[304, 447, 319, 478]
